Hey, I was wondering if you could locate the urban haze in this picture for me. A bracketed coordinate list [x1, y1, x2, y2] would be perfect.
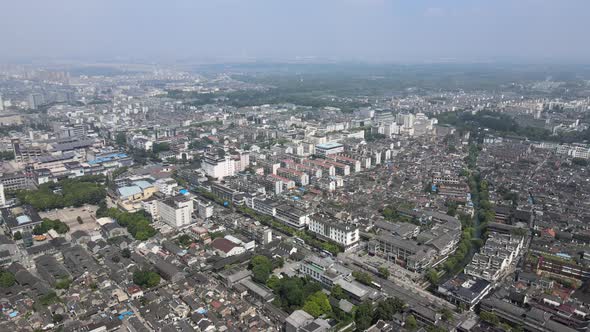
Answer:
[0, 1, 589, 332]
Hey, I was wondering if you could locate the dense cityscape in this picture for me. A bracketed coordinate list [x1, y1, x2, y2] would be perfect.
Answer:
[2, 0, 590, 331]
[0, 62, 588, 332]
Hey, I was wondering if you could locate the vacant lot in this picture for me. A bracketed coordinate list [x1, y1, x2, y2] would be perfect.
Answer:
[39, 204, 99, 233]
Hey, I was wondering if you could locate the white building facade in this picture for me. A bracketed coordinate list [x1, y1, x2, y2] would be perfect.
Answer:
[157, 196, 194, 228]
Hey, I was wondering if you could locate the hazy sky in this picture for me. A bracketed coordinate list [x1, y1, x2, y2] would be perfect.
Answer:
[0, 0, 589, 62]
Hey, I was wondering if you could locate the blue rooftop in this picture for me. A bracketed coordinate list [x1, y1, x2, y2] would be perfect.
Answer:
[133, 180, 153, 189]
[16, 215, 32, 225]
[88, 153, 128, 165]
[316, 142, 343, 149]
[118, 311, 134, 320]
[117, 185, 142, 198]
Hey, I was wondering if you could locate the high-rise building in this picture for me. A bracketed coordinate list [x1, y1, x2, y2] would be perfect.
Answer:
[397, 113, 415, 129]
[201, 151, 250, 179]
[28, 93, 44, 110]
[60, 124, 87, 138]
[195, 199, 214, 219]
[0, 183, 5, 207]
[262, 228, 273, 245]
[307, 216, 359, 250]
[157, 195, 194, 228]
[0, 94, 4, 111]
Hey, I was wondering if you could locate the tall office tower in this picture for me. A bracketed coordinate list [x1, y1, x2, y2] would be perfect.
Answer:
[397, 113, 415, 129]
[28, 93, 44, 109]
[0, 94, 4, 111]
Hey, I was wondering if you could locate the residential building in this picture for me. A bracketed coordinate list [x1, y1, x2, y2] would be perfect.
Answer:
[368, 234, 437, 272]
[465, 232, 524, 282]
[211, 238, 246, 258]
[1, 172, 30, 191]
[308, 216, 359, 250]
[157, 195, 194, 228]
[0, 183, 5, 207]
[1, 205, 43, 235]
[285, 310, 330, 332]
[315, 142, 344, 157]
[437, 274, 492, 310]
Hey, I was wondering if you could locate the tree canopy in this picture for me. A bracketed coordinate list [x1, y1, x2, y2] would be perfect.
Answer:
[268, 276, 323, 313]
[331, 284, 346, 300]
[17, 177, 106, 211]
[354, 302, 373, 331]
[33, 218, 69, 235]
[405, 314, 418, 330]
[0, 270, 16, 288]
[99, 208, 157, 240]
[250, 255, 274, 284]
[352, 271, 373, 286]
[133, 269, 161, 288]
[375, 297, 405, 321]
[303, 291, 332, 318]
[378, 266, 390, 279]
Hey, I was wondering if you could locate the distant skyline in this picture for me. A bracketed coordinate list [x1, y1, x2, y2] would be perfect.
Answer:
[1, 0, 589, 63]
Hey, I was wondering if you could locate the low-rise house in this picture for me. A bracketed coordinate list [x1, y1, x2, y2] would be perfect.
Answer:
[211, 238, 245, 258]
[437, 273, 492, 310]
[1, 205, 43, 236]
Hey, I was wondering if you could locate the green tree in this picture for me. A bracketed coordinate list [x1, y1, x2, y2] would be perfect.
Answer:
[101, 208, 156, 240]
[177, 234, 193, 247]
[375, 297, 405, 321]
[382, 207, 397, 220]
[252, 264, 271, 284]
[249, 255, 273, 284]
[440, 308, 453, 321]
[38, 292, 60, 305]
[0, 151, 15, 161]
[152, 142, 171, 154]
[352, 271, 373, 286]
[405, 314, 418, 330]
[133, 269, 161, 288]
[13, 231, 22, 241]
[302, 281, 323, 298]
[331, 284, 345, 300]
[121, 248, 131, 258]
[480, 311, 499, 325]
[17, 178, 106, 211]
[303, 300, 322, 318]
[0, 270, 16, 288]
[378, 266, 390, 279]
[426, 269, 439, 285]
[115, 132, 127, 147]
[499, 323, 513, 331]
[266, 275, 281, 290]
[273, 257, 284, 269]
[277, 277, 305, 309]
[512, 325, 524, 332]
[55, 278, 72, 290]
[303, 291, 332, 318]
[52, 314, 64, 323]
[354, 302, 374, 331]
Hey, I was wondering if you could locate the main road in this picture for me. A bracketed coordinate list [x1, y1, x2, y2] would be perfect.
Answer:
[339, 253, 456, 312]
